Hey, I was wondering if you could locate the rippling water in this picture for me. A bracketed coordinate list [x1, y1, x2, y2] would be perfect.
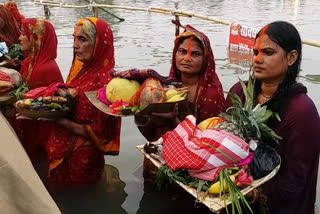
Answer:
[16, 0, 320, 213]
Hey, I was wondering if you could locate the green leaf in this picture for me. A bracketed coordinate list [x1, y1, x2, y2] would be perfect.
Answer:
[229, 93, 243, 109]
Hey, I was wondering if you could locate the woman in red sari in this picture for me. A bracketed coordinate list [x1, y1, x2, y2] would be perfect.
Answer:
[0, 5, 19, 47]
[17, 18, 63, 159]
[4, 1, 24, 29]
[46, 18, 121, 185]
[136, 25, 225, 141]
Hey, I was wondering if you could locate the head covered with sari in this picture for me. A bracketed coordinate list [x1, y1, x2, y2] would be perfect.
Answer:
[0, 5, 19, 47]
[4, 1, 24, 28]
[169, 25, 225, 123]
[20, 18, 60, 85]
[47, 18, 120, 184]
[66, 17, 115, 86]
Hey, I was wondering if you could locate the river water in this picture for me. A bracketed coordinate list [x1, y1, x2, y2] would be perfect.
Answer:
[15, 0, 320, 213]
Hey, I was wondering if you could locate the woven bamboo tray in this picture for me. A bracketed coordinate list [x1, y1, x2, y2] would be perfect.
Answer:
[137, 144, 280, 213]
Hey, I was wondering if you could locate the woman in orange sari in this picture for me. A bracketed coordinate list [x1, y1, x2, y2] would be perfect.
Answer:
[0, 5, 19, 47]
[46, 18, 121, 185]
[17, 18, 63, 159]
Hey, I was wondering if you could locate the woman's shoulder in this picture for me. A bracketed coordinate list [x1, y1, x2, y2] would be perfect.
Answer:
[37, 60, 60, 73]
[287, 93, 318, 115]
[228, 81, 245, 95]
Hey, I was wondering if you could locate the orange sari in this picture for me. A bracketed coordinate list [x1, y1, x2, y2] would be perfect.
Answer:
[47, 18, 121, 185]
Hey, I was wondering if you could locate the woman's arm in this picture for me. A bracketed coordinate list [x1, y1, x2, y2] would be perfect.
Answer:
[134, 103, 180, 141]
[84, 109, 121, 153]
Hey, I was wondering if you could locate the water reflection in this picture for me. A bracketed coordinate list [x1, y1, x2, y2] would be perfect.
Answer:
[46, 165, 128, 214]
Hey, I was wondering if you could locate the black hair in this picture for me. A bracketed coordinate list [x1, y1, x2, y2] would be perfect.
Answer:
[253, 21, 303, 119]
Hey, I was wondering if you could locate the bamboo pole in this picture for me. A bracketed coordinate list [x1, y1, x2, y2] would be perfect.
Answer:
[33, 0, 320, 48]
[174, 2, 180, 36]
[91, 0, 99, 17]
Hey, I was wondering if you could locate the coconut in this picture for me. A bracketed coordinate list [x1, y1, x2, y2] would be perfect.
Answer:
[106, 77, 141, 103]
[139, 78, 164, 107]
[0, 67, 22, 87]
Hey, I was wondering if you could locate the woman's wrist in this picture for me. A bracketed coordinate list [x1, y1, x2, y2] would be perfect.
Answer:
[248, 188, 260, 204]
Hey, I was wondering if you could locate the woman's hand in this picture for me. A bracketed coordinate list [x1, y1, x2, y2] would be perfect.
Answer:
[151, 103, 180, 127]
[245, 188, 260, 203]
[56, 118, 87, 138]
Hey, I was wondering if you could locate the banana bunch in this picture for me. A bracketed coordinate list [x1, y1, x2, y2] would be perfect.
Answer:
[165, 89, 188, 102]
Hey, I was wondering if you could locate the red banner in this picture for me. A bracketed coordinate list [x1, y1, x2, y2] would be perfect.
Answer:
[228, 23, 260, 66]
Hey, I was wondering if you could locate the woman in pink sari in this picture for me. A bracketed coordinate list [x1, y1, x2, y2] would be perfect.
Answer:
[46, 18, 121, 185]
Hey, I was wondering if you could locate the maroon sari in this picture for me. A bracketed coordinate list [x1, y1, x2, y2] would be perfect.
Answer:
[169, 25, 225, 123]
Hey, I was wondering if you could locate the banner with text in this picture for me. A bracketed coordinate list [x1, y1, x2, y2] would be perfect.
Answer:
[228, 23, 260, 66]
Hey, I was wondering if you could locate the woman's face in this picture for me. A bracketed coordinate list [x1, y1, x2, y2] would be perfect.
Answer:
[175, 37, 204, 76]
[253, 34, 289, 83]
[19, 29, 31, 54]
[74, 27, 94, 63]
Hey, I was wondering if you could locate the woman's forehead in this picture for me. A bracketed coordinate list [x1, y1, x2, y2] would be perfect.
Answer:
[254, 34, 280, 50]
[179, 38, 203, 51]
[76, 27, 89, 38]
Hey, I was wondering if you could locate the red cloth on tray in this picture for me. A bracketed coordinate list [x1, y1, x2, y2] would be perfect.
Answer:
[162, 115, 250, 181]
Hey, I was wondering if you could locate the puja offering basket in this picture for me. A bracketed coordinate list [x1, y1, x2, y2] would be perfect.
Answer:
[137, 144, 280, 213]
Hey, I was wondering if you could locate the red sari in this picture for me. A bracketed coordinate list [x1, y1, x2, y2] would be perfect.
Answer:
[47, 18, 121, 185]
[0, 5, 19, 47]
[17, 18, 63, 159]
[4, 1, 24, 30]
[169, 25, 225, 123]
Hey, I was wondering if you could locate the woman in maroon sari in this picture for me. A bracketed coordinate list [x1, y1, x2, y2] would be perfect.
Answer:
[46, 18, 121, 185]
[136, 25, 225, 141]
[17, 18, 63, 159]
[0, 5, 19, 47]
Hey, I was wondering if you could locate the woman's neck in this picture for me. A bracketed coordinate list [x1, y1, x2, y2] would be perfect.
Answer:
[181, 73, 200, 86]
[261, 81, 279, 97]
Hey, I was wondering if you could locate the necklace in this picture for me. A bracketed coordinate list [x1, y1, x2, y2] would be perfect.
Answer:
[261, 93, 272, 103]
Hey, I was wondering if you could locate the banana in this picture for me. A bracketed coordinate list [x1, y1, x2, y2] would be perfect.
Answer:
[208, 170, 240, 194]
[165, 89, 180, 100]
[166, 91, 188, 102]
